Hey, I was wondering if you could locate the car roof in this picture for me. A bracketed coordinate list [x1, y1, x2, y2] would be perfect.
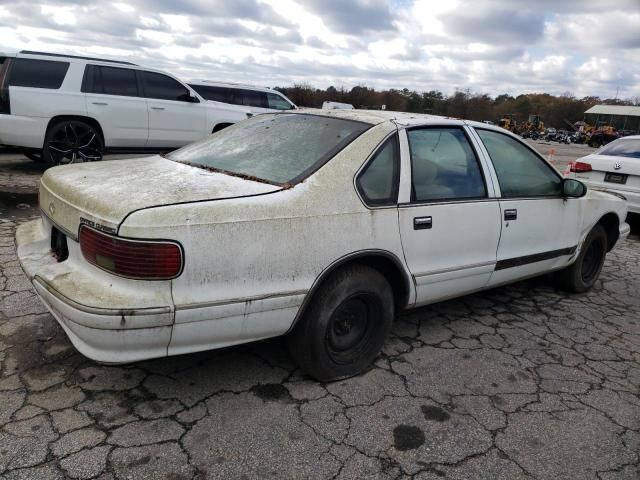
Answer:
[296, 108, 511, 133]
[189, 80, 279, 94]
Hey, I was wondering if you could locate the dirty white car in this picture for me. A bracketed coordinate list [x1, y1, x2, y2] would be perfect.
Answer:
[17, 111, 630, 381]
[565, 135, 640, 214]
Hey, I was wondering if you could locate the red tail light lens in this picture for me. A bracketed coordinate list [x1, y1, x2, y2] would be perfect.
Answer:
[568, 161, 592, 173]
[79, 226, 182, 279]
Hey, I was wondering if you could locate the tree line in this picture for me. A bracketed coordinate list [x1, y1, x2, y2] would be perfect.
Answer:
[275, 84, 640, 129]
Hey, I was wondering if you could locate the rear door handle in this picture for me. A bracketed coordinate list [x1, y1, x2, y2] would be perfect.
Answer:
[151, 106, 165, 111]
[91, 102, 108, 106]
[414, 216, 432, 230]
[504, 209, 517, 221]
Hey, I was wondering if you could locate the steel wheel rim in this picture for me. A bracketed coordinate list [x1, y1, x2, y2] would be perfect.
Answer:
[48, 122, 102, 165]
[326, 293, 380, 364]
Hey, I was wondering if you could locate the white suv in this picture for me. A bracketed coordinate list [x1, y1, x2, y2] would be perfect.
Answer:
[0, 51, 251, 164]
[188, 80, 296, 114]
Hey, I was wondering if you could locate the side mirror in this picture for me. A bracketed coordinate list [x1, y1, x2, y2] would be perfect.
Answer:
[563, 178, 587, 198]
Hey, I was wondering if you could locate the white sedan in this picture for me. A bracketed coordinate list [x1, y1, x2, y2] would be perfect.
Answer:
[565, 135, 640, 214]
[16, 110, 630, 381]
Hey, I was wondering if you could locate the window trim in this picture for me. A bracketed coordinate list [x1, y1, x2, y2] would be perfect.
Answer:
[355, 132, 401, 208]
[405, 125, 489, 205]
[475, 127, 564, 199]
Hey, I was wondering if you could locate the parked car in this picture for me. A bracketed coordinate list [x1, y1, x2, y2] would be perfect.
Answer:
[188, 80, 296, 114]
[565, 135, 640, 214]
[322, 101, 354, 110]
[0, 51, 250, 164]
[17, 111, 629, 381]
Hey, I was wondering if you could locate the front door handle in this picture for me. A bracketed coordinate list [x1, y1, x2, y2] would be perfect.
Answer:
[151, 106, 165, 111]
[91, 102, 108, 106]
[414, 216, 432, 230]
[504, 209, 517, 221]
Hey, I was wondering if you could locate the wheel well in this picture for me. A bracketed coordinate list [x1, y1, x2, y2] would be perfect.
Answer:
[46, 115, 105, 145]
[597, 212, 619, 252]
[212, 122, 233, 133]
[288, 252, 411, 333]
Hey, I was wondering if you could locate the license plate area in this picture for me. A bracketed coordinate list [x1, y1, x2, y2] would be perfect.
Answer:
[604, 172, 627, 184]
[51, 226, 69, 262]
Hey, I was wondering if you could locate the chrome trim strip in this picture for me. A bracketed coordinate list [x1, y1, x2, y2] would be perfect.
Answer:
[33, 276, 172, 316]
[175, 289, 309, 311]
[413, 260, 496, 278]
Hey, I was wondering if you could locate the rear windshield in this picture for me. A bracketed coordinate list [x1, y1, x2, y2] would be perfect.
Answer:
[167, 114, 370, 185]
[599, 138, 640, 159]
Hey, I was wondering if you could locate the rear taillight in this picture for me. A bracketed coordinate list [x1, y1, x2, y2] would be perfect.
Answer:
[79, 226, 182, 280]
[567, 161, 592, 173]
[0, 57, 11, 114]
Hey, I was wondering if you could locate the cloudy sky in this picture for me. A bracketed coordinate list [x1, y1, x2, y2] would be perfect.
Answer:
[1, 0, 639, 99]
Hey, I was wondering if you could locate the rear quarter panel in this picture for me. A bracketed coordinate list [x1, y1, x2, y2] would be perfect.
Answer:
[119, 122, 408, 339]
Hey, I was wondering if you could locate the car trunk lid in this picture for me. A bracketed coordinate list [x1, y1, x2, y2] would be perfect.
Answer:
[573, 154, 640, 190]
[39, 155, 281, 238]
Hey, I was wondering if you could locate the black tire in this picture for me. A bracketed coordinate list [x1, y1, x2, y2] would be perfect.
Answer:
[43, 120, 104, 165]
[24, 150, 44, 162]
[287, 264, 394, 382]
[556, 225, 607, 293]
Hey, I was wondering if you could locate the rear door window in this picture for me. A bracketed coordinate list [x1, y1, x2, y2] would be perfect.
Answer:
[8, 58, 69, 89]
[408, 127, 486, 202]
[189, 85, 235, 103]
[142, 71, 190, 101]
[83, 65, 139, 97]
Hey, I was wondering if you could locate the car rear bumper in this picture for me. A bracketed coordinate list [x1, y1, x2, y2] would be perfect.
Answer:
[0, 113, 48, 149]
[15, 218, 173, 363]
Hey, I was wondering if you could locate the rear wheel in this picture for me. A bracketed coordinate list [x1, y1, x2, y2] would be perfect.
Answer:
[43, 120, 104, 165]
[556, 225, 607, 293]
[287, 265, 394, 381]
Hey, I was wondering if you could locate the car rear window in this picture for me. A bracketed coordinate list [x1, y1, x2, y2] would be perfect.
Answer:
[8, 58, 69, 89]
[599, 138, 640, 159]
[167, 114, 370, 185]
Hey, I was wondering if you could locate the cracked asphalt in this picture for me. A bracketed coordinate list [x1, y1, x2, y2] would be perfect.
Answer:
[1, 149, 639, 479]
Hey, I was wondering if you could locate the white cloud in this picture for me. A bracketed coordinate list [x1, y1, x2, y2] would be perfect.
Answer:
[0, 0, 638, 99]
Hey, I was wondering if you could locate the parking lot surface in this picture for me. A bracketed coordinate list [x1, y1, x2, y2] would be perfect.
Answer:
[1, 143, 639, 479]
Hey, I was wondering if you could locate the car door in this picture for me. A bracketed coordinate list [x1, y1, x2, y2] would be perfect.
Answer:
[83, 65, 148, 148]
[472, 128, 582, 287]
[141, 71, 206, 148]
[397, 125, 502, 305]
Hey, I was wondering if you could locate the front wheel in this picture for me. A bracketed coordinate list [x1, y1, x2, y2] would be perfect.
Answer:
[43, 120, 104, 165]
[287, 264, 394, 382]
[556, 225, 607, 293]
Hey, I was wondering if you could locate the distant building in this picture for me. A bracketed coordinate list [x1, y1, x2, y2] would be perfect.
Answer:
[584, 105, 640, 133]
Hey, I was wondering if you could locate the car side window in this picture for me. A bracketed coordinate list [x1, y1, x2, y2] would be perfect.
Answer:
[356, 134, 399, 206]
[408, 127, 486, 202]
[8, 59, 69, 89]
[83, 65, 139, 97]
[267, 93, 293, 110]
[189, 85, 234, 103]
[239, 89, 268, 108]
[476, 129, 562, 197]
[142, 71, 190, 101]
